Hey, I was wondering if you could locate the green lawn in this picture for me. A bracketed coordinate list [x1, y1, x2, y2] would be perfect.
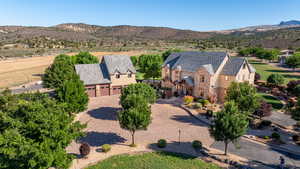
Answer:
[257, 92, 284, 110]
[249, 59, 300, 84]
[87, 152, 221, 169]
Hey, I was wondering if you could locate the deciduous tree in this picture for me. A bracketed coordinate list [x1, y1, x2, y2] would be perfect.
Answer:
[210, 101, 248, 155]
[267, 74, 285, 86]
[118, 95, 151, 146]
[226, 82, 260, 114]
[120, 83, 156, 107]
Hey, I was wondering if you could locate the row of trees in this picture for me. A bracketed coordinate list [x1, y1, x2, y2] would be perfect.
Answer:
[0, 52, 99, 168]
[238, 47, 280, 62]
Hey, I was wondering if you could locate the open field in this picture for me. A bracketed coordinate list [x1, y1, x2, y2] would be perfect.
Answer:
[87, 152, 221, 169]
[0, 51, 149, 89]
[249, 59, 300, 84]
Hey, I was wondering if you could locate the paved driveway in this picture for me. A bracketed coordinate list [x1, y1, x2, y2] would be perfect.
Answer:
[67, 95, 213, 155]
[211, 139, 300, 168]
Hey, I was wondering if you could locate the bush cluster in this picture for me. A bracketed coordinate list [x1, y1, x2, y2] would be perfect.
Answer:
[192, 140, 202, 149]
[271, 132, 281, 140]
[102, 144, 111, 153]
[183, 96, 194, 105]
[79, 142, 90, 157]
[157, 139, 167, 148]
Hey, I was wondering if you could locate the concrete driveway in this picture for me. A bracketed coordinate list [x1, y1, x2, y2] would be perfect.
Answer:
[67, 95, 214, 155]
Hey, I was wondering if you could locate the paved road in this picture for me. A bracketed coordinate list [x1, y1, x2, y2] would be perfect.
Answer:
[211, 138, 300, 169]
[263, 111, 296, 127]
[10, 83, 43, 94]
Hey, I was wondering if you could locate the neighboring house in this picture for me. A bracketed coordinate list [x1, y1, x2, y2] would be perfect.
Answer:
[75, 55, 136, 97]
[279, 49, 294, 65]
[161, 51, 255, 102]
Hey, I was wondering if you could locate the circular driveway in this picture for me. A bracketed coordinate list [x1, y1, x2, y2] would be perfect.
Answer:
[67, 95, 214, 154]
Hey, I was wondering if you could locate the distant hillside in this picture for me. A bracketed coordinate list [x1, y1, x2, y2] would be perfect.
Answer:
[0, 21, 300, 58]
[279, 20, 300, 26]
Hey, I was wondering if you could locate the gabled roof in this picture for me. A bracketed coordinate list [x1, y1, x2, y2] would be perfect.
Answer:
[103, 55, 136, 75]
[75, 63, 111, 85]
[163, 51, 228, 73]
[221, 57, 255, 75]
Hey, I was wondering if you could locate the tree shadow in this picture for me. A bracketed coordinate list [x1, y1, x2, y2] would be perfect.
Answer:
[87, 107, 121, 120]
[147, 141, 205, 158]
[265, 69, 290, 73]
[283, 74, 300, 79]
[79, 131, 126, 147]
[170, 114, 209, 127]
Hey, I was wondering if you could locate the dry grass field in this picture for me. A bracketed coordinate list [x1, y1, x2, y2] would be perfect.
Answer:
[0, 51, 147, 89]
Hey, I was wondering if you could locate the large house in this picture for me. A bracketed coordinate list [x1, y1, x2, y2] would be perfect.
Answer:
[161, 51, 255, 102]
[75, 55, 136, 97]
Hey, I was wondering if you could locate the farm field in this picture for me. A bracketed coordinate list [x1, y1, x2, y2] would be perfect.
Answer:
[0, 51, 148, 89]
[87, 152, 221, 169]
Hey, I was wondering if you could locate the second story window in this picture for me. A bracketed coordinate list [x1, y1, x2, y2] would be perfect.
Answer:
[116, 73, 120, 79]
[201, 76, 205, 82]
[128, 73, 132, 78]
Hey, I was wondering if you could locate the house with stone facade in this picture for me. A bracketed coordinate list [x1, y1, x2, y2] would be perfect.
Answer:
[75, 55, 136, 97]
[161, 51, 255, 102]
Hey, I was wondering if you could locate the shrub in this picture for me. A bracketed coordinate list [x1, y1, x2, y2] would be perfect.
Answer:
[292, 135, 300, 142]
[157, 139, 167, 148]
[260, 120, 272, 127]
[102, 144, 111, 153]
[271, 132, 281, 140]
[183, 96, 194, 105]
[254, 73, 261, 82]
[192, 140, 202, 149]
[267, 74, 284, 86]
[263, 136, 270, 139]
[206, 110, 214, 117]
[202, 99, 210, 107]
[79, 142, 90, 157]
[193, 103, 202, 109]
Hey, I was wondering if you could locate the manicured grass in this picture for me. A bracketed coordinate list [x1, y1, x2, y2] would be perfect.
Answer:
[87, 152, 221, 169]
[136, 71, 145, 80]
[257, 93, 284, 110]
[249, 59, 300, 84]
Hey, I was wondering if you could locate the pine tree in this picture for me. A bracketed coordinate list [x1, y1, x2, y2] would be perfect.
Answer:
[55, 74, 89, 113]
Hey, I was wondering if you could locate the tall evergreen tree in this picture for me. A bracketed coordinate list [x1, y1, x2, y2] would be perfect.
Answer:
[55, 74, 89, 113]
[42, 54, 75, 89]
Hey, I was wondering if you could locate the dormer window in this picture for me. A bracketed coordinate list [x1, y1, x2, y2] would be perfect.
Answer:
[128, 73, 132, 78]
[116, 73, 120, 79]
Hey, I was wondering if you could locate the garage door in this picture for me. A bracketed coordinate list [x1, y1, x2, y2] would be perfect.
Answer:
[112, 86, 122, 95]
[100, 86, 110, 96]
[86, 86, 96, 97]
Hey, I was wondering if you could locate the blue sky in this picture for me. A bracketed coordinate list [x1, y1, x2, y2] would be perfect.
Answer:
[0, 0, 299, 31]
